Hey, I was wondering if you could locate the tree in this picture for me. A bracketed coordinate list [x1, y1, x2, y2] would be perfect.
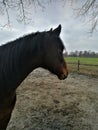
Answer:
[79, 51, 83, 57]
[68, 50, 98, 58]
[0, 0, 47, 26]
[0, 0, 98, 31]
[75, 0, 98, 32]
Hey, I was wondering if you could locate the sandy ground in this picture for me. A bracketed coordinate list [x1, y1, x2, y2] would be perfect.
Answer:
[7, 68, 98, 130]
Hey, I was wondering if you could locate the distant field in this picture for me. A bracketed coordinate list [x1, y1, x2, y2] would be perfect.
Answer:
[65, 57, 98, 64]
[65, 57, 98, 76]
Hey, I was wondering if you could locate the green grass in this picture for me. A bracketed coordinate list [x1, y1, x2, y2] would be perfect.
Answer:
[65, 57, 98, 65]
[65, 57, 98, 76]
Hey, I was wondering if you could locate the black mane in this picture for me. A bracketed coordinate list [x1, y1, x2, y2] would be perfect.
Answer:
[0, 31, 41, 50]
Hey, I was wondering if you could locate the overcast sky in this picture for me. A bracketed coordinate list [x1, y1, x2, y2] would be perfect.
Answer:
[0, 1, 98, 53]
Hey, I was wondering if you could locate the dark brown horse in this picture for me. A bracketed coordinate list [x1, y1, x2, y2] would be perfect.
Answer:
[0, 25, 68, 130]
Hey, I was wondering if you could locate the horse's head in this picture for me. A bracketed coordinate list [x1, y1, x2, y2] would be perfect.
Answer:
[42, 24, 68, 80]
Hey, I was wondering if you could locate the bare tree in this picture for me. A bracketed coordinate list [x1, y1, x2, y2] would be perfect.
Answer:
[0, 0, 98, 32]
[75, 0, 98, 32]
[0, 0, 47, 27]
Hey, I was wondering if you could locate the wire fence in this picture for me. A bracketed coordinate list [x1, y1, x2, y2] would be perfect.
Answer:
[67, 60, 98, 76]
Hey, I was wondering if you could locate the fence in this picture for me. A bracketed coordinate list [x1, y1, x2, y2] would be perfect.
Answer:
[67, 60, 98, 76]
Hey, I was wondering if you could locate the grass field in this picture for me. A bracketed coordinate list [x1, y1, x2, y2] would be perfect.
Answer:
[65, 57, 98, 64]
[65, 57, 98, 76]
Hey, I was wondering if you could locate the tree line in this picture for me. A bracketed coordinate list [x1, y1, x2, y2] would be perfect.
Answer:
[64, 50, 98, 58]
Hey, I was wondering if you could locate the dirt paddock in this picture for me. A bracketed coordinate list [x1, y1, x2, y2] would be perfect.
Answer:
[7, 68, 98, 130]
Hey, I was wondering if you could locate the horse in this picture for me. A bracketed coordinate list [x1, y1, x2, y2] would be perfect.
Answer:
[0, 24, 68, 130]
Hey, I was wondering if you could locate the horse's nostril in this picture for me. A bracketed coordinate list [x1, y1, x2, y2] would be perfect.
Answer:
[58, 73, 68, 80]
[63, 74, 68, 79]
[63, 71, 68, 78]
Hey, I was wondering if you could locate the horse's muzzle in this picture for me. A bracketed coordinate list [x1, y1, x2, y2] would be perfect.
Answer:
[58, 72, 68, 80]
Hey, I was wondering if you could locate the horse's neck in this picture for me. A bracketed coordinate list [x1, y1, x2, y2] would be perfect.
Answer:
[1, 36, 43, 97]
[11, 39, 42, 87]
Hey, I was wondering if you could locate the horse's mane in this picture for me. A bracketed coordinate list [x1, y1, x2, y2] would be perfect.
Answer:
[0, 31, 47, 64]
[0, 31, 40, 49]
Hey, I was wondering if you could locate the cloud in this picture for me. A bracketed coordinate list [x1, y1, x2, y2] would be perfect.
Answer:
[0, 1, 98, 52]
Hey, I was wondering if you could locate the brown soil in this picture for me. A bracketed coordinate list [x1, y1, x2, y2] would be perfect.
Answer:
[7, 68, 98, 130]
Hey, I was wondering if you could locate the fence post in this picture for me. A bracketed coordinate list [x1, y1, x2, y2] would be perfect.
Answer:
[78, 60, 80, 72]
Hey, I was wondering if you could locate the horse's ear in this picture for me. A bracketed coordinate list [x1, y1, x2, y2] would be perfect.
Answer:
[50, 28, 53, 32]
[47, 28, 52, 34]
[52, 24, 61, 36]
